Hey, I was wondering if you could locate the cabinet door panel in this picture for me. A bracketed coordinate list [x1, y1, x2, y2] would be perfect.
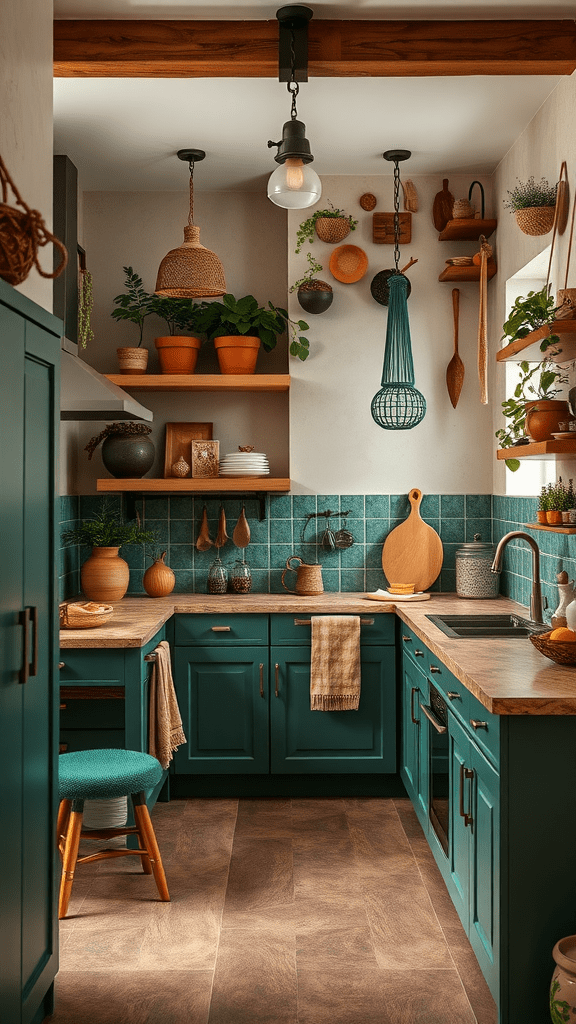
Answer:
[174, 647, 268, 774]
[448, 713, 471, 930]
[401, 657, 428, 825]
[468, 741, 499, 997]
[270, 646, 395, 773]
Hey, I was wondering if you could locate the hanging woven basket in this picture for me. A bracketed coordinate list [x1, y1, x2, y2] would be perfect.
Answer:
[315, 217, 351, 244]
[0, 154, 68, 286]
[515, 206, 555, 236]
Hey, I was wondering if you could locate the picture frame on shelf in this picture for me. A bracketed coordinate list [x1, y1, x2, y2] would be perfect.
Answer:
[164, 422, 213, 478]
[191, 440, 220, 479]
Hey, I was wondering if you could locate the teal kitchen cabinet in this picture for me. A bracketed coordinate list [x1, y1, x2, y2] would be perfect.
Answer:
[0, 281, 61, 1024]
[400, 653, 428, 825]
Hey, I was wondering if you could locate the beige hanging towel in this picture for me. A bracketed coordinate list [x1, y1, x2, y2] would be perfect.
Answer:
[148, 641, 186, 769]
[310, 615, 361, 711]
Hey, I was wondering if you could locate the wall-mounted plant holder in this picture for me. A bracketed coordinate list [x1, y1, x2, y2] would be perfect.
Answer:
[297, 281, 333, 314]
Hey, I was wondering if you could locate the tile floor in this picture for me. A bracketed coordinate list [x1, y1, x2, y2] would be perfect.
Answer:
[50, 796, 497, 1024]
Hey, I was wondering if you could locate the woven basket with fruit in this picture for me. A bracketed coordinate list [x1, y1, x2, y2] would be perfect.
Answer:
[530, 627, 576, 665]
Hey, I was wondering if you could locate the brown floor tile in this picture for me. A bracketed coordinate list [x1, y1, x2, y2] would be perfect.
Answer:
[360, 876, 454, 971]
[208, 924, 297, 1024]
[379, 968, 478, 1024]
[50, 969, 213, 1024]
[295, 896, 379, 971]
[394, 796, 426, 840]
[234, 797, 293, 838]
[293, 844, 363, 901]
[297, 968, 394, 1024]
[139, 898, 222, 970]
[222, 837, 294, 918]
[58, 918, 151, 971]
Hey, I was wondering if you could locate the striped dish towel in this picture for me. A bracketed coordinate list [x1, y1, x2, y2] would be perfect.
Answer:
[310, 615, 361, 711]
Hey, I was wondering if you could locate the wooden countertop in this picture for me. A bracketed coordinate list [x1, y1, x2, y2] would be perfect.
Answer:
[59, 593, 576, 716]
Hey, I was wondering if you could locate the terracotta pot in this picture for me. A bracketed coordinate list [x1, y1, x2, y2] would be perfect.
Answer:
[525, 399, 570, 442]
[116, 347, 148, 374]
[546, 510, 562, 525]
[551, 936, 576, 1024]
[297, 281, 333, 315]
[154, 336, 202, 375]
[214, 335, 260, 375]
[81, 547, 130, 602]
[143, 551, 175, 597]
[536, 509, 548, 524]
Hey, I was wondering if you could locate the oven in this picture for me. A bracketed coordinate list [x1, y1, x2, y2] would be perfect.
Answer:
[420, 683, 450, 855]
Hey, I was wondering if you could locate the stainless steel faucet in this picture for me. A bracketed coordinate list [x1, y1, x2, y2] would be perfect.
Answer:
[491, 531, 544, 624]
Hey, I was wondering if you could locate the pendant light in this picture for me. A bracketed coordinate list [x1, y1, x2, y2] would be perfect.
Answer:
[371, 150, 426, 430]
[267, 6, 322, 210]
[155, 149, 226, 298]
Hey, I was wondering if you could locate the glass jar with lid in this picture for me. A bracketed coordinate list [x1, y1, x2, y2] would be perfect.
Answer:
[207, 557, 228, 595]
[230, 559, 252, 594]
[455, 534, 499, 599]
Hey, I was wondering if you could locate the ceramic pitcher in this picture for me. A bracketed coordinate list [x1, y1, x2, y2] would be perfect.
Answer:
[281, 556, 324, 596]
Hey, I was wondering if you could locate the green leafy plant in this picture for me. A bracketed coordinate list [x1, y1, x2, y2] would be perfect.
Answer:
[149, 295, 207, 337]
[503, 176, 557, 211]
[111, 266, 156, 346]
[495, 358, 569, 471]
[290, 253, 325, 293]
[501, 288, 560, 353]
[295, 202, 358, 254]
[195, 293, 310, 361]
[62, 499, 157, 548]
[538, 485, 549, 513]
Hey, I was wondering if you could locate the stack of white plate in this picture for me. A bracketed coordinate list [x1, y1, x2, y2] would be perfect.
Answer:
[220, 452, 270, 477]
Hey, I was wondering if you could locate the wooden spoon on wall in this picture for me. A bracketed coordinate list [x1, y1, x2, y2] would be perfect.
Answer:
[196, 506, 213, 552]
[215, 507, 229, 549]
[232, 506, 250, 549]
[446, 288, 464, 408]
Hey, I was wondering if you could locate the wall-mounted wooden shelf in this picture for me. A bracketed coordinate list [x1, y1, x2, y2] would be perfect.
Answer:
[524, 522, 576, 535]
[104, 374, 290, 393]
[97, 477, 291, 494]
[496, 321, 576, 363]
[497, 440, 576, 460]
[438, 260, 497, 282]
[438, 218, 497, 241]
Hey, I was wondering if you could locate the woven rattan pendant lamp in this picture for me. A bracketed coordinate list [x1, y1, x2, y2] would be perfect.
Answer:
[155, 149, 226, 298]
[371, 150, 426, 430]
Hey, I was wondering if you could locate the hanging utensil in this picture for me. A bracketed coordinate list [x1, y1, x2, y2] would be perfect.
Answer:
[334, 513, 354, 549]
[446, 288, 465, 409]
[321, 514, 336, 551]
[215, 506, 229, 549]
[432, 178, 454, 231]
[196, 506, 213, 552]
[232, 506, 251, 549]
[477, 236, 491, 405]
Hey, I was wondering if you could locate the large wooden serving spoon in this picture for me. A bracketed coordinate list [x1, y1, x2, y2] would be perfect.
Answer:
[215, 507, 229, 549]
[446, 288, 464, 409]
[196, 506, 213, 552]
[232, 506, 250, 548]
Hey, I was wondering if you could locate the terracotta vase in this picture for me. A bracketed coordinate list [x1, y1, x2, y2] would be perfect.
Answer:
[546, 510, 562, 525]
[143, 551, 175, 597]
[81, 547, 130, 602]
[154, 336, 202, 374]
[537, 510, 548, 524]
[551, 936, 576, 1024]
[214, 335, 260, 375]
[116, 347, 148, 374]
[525, 400, 570, 442]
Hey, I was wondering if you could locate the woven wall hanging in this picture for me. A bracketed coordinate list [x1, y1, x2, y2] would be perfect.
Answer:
[0, 154, 68, 286]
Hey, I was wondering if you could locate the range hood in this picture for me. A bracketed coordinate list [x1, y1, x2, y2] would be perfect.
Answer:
[60, 349, 153, 422]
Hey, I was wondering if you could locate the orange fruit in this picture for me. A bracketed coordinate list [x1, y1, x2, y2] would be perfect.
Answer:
[550, 627, 576, 641]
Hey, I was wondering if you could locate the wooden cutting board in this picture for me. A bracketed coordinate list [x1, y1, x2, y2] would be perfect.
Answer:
[382, 488, 443, 592]
[432, 179, 454, 231]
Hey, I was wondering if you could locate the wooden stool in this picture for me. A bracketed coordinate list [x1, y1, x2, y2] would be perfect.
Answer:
[57, 748, 170, 919]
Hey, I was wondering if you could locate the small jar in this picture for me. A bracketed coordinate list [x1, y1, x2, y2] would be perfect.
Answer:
[207, 557, 228, 595]
[230, 559, 252, 594]
[455, 534, 499, 599]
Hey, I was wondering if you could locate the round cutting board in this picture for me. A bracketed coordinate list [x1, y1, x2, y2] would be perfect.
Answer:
[382, 488, 443, 592]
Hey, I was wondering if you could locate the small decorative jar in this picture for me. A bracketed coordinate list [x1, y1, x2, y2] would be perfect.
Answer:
[551, 935, 576, 1024]
[171, 456, 190, 478]
[230, 559, 252, 594]
[455, 534, 499, 599]
[207, 557, 227, 595]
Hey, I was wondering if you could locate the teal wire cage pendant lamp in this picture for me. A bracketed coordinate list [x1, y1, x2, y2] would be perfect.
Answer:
[371, 150, 426, 430]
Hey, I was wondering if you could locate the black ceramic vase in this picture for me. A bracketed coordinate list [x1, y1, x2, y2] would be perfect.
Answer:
[101, 433, 155, 478]
[297, 282, 333, 315]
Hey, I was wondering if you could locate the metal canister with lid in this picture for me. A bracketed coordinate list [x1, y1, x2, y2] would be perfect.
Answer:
[455, 534, 499, 599]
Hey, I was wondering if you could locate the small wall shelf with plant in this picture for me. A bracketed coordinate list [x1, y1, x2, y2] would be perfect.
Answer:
[495, 358, 570, 471]
[495, 286, 576, 362]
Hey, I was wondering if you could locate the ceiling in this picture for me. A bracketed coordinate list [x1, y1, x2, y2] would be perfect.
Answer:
[52, 0, 572, 193]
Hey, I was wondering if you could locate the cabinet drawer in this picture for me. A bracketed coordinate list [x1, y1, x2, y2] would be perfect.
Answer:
[271, 612, 394, 646]
[467, 689, 500, 764]
[60, 698, 125, 731]
[174, 613, 268, 646]
[59, 649, 124, 683]
[399, 624, 430, 667]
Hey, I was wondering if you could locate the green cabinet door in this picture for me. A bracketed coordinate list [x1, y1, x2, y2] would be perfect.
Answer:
[269, 645, 396, 774]
[400, 656, 428, 826]
[447, 711, 472, 930]
[173, 646, 269, 774]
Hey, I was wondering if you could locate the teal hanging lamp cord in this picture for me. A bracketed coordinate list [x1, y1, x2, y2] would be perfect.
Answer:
[371, 152, 426, 430]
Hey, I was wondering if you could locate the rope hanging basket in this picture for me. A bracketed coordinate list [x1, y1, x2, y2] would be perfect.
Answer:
[0, 154, 68, 286]
[515, 206, 555, 236]
[315, 217, 351, 244]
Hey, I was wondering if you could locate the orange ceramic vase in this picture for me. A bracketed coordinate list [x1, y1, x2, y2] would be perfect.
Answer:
[525, 400, 570, 442]
[81, 547, 130, 602]
[214, 336, 260, 374]
[154, 336, 202, 374]
[143, 551, 175, 597]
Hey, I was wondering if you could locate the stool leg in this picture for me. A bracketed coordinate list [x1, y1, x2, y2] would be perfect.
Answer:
[57, 799, 72, 859]
[59, 798, 84, 920]
[131, 792, 170, 902]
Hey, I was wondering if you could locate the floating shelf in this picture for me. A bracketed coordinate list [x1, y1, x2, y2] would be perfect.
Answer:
[496, 321, 576, 363]
[497, 440, 576, 460]
[104, 374, 290, 393]
[97, 478, 291, 494]
[524, 522, 576, 535]
[438, 260, 497, 282]
[438, 218, 497, 241]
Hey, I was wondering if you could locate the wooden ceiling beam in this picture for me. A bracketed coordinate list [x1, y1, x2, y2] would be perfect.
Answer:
[53, 19, 576, 78]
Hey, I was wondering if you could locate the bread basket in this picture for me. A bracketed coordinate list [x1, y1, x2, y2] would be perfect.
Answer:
[60, 601, 114, 629]
[529, 630, 576, 665]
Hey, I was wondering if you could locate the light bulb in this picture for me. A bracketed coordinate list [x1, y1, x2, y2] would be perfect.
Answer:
[267, 162, 322, 210]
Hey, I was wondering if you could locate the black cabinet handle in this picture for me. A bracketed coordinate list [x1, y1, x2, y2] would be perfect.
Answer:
[410, 687, 419, 726]
[459, 764, 474, 828]
[274, 663, 279, 698]
[30, 606, 38, 678]
[259, 663, 264, 698]
[18, 607, 30, 684]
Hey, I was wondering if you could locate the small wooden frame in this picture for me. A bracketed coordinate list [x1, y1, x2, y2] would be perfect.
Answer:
[373, 212, 411, 244]
[164, 422, 212, 478]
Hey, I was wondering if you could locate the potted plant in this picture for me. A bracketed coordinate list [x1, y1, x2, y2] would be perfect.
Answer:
[503, 176, 557, 236]
[290, 253, 333, 315]
[295, 202, 358, 253]
[62, 499, 157, 602]
[495, 358, 569, 471]
[537, 485, 549, 524]
[85, 422, 155, 479]
[149, 295, 206, 374]
[501, 287, 561, 353]
[111, 266, 155, 373]
[196, 293, 310, 372]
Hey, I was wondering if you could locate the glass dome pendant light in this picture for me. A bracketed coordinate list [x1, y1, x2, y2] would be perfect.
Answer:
[371, 149, 426, 430]
[267, 6, 322, 210]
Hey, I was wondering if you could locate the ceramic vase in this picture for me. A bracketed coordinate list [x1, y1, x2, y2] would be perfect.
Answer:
[525, 400, 570, 443]
[143, 551, 175, 597]
[551, 936, 576, 1024]
[101, 433, 155, 479]
[81, 547, 130, 602]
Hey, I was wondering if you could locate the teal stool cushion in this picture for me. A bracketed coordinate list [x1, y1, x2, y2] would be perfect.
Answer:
[59, 749, 163, 800]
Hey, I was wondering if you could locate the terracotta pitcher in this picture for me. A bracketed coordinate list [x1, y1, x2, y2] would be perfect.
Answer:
[281, 556, 324, 596]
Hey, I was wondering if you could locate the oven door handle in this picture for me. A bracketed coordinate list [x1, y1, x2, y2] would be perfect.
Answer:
[419, 703, 447, 734]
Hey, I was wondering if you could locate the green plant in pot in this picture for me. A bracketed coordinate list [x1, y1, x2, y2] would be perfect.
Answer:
[195, 293, 310, 371]
[111, 266, 155, 373]
[501, 287, 560, 353]
[85, 422, 155, 479]
[149, 295, 206, 374]
[503, 176, 557, 236]
[295, 202, 358, 254]
[495, 358, 569, 471]
[62, 499, 157, 603]
[290, 253, 333, 315]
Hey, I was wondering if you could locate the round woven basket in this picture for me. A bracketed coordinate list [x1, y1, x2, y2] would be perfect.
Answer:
[329, 245, 368, 284]
[529, 630, 576, 665]
[315, 217, 351, 244]
[60, 602, 114, 629]
[515, 206, 555, 236]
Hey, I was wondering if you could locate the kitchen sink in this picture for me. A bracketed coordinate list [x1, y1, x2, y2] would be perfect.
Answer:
[426, 613, 548, 638]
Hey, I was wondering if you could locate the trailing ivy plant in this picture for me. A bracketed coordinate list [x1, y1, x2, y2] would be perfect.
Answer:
[295, 202, 358, 254]
[495, 358, 568, 471]
[289, 253, 325, 293]
[501, 287, 560, 353]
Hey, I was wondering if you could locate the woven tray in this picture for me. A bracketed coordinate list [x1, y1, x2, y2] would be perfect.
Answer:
[60, 602, 114, 629]
[529, 630, 576, 665]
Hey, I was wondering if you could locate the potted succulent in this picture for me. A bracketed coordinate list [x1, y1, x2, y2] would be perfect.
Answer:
[501, 287, 561, 353]
[111, 266, 155, 373]
[290, 253, 333, 315]
[196, 293, 310, 372]
[495, 358, 569, 471]
[503, 176, 557, 236]
[295, 202, 358, 253]
[85, 422, 155, 479]
[149, 295, 206, 374]
[62, 499, 157, 602]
